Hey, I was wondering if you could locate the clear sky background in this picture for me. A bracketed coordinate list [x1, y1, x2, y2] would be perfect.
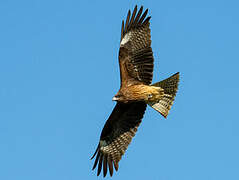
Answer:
[0, 0, 239, 179]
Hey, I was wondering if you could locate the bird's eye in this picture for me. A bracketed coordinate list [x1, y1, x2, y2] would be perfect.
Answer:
[148, 94, 153, 98]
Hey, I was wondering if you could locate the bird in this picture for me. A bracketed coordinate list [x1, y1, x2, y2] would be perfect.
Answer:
[91, 5, 180, 177]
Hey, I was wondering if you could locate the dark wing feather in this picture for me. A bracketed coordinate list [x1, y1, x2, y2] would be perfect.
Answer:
[119, 5, 154, 86]
[91, 101, 146, 177]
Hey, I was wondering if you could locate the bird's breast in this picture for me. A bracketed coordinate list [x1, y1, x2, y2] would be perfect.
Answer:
[121, 84, 163, 102]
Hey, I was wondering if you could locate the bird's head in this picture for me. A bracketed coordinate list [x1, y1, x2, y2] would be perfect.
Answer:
[112, 92, 124, 101]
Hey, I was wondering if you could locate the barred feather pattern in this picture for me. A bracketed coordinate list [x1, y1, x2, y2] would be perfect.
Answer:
[92, 124, 139, 176]
[91, 101, 146, 177]
[148, 72, 180, 117]
[119, 5, 154, 85]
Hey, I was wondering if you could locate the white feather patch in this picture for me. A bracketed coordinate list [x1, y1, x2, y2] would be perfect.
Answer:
[100, 140, 107, 147]
[120, 32, 131, 45]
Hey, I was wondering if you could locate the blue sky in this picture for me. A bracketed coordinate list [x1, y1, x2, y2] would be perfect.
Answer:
[0, 0, 239, 179]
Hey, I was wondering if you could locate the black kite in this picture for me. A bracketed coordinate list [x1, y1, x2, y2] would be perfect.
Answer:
[91, 5, 180, 177]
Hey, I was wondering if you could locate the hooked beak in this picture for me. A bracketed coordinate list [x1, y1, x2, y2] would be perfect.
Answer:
[112, 96, 118, 101]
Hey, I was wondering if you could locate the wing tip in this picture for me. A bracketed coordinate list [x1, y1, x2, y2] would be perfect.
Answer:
[97, 153, 103, 176]
[113, 161, 119, 171]
[91, 147, 115, 177]
[121, 5, 151, 40]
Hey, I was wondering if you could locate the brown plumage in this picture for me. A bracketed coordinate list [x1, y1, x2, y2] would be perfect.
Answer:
[91, 5, 180, 177]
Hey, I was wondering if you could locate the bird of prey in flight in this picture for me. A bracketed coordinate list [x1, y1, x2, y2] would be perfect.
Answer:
[91, 5, 180, 177]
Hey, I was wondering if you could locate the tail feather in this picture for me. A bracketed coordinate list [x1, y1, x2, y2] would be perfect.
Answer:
[148, 72, 179, 118]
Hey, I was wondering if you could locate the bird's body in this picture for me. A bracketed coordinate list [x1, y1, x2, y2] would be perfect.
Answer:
[91, 5, 180, 177]
[114, 84, 164, 102]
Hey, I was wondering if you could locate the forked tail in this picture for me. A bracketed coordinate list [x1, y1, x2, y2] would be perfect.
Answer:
[148, 72, 180, 118]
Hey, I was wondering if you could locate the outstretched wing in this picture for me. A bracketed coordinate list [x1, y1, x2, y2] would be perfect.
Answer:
[119, 5, 154, 87]
[91, 102, 146, 177]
